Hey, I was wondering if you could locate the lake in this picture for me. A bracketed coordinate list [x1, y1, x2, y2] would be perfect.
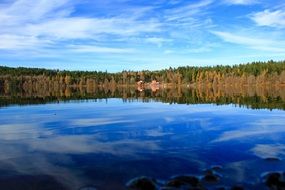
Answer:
[0, 87, 285, 190]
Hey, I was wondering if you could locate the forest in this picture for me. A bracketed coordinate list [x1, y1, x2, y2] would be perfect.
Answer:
[0, 60, 285, 92]
[1, 60, 285, 110]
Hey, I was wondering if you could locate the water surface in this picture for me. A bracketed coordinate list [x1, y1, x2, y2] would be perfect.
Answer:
[0, 88, 285, 189]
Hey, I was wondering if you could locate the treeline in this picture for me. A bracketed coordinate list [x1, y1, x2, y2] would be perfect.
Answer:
[0, 60, 285, 91]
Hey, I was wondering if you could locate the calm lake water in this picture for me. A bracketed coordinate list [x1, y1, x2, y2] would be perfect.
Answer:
[0, 88, 285, 190]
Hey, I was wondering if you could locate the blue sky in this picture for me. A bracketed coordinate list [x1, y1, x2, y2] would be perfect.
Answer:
[0, 0, 284, 71]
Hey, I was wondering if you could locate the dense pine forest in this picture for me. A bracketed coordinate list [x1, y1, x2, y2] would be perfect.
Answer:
[0, 60, 285, 92]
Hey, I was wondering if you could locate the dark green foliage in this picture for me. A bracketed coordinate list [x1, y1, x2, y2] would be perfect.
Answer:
[0, 60, 285, 85]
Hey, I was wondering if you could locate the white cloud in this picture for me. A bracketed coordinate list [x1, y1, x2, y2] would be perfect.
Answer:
[165, 0, 214, 22]
[0, 0, 161, 51]
[25, 17, 161, 40]
[186, 42, 219, 53]
[223, 0, 258, 5]
[212, 31, 285, 52]
[0, 0, 283, 69]
[0, 34, 53, 50]
[163, 49, 175, 54]
[144, 37, 172, 47]
[251, 9, 285, 28]
[0, 0, 71, 25]
[69, 45, 135, 54]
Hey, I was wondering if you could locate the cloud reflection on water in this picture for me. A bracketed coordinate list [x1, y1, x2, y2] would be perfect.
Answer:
[251, 144, 285, 158]
[0, 100, 284, 189]
[212, 118, 285, 143]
